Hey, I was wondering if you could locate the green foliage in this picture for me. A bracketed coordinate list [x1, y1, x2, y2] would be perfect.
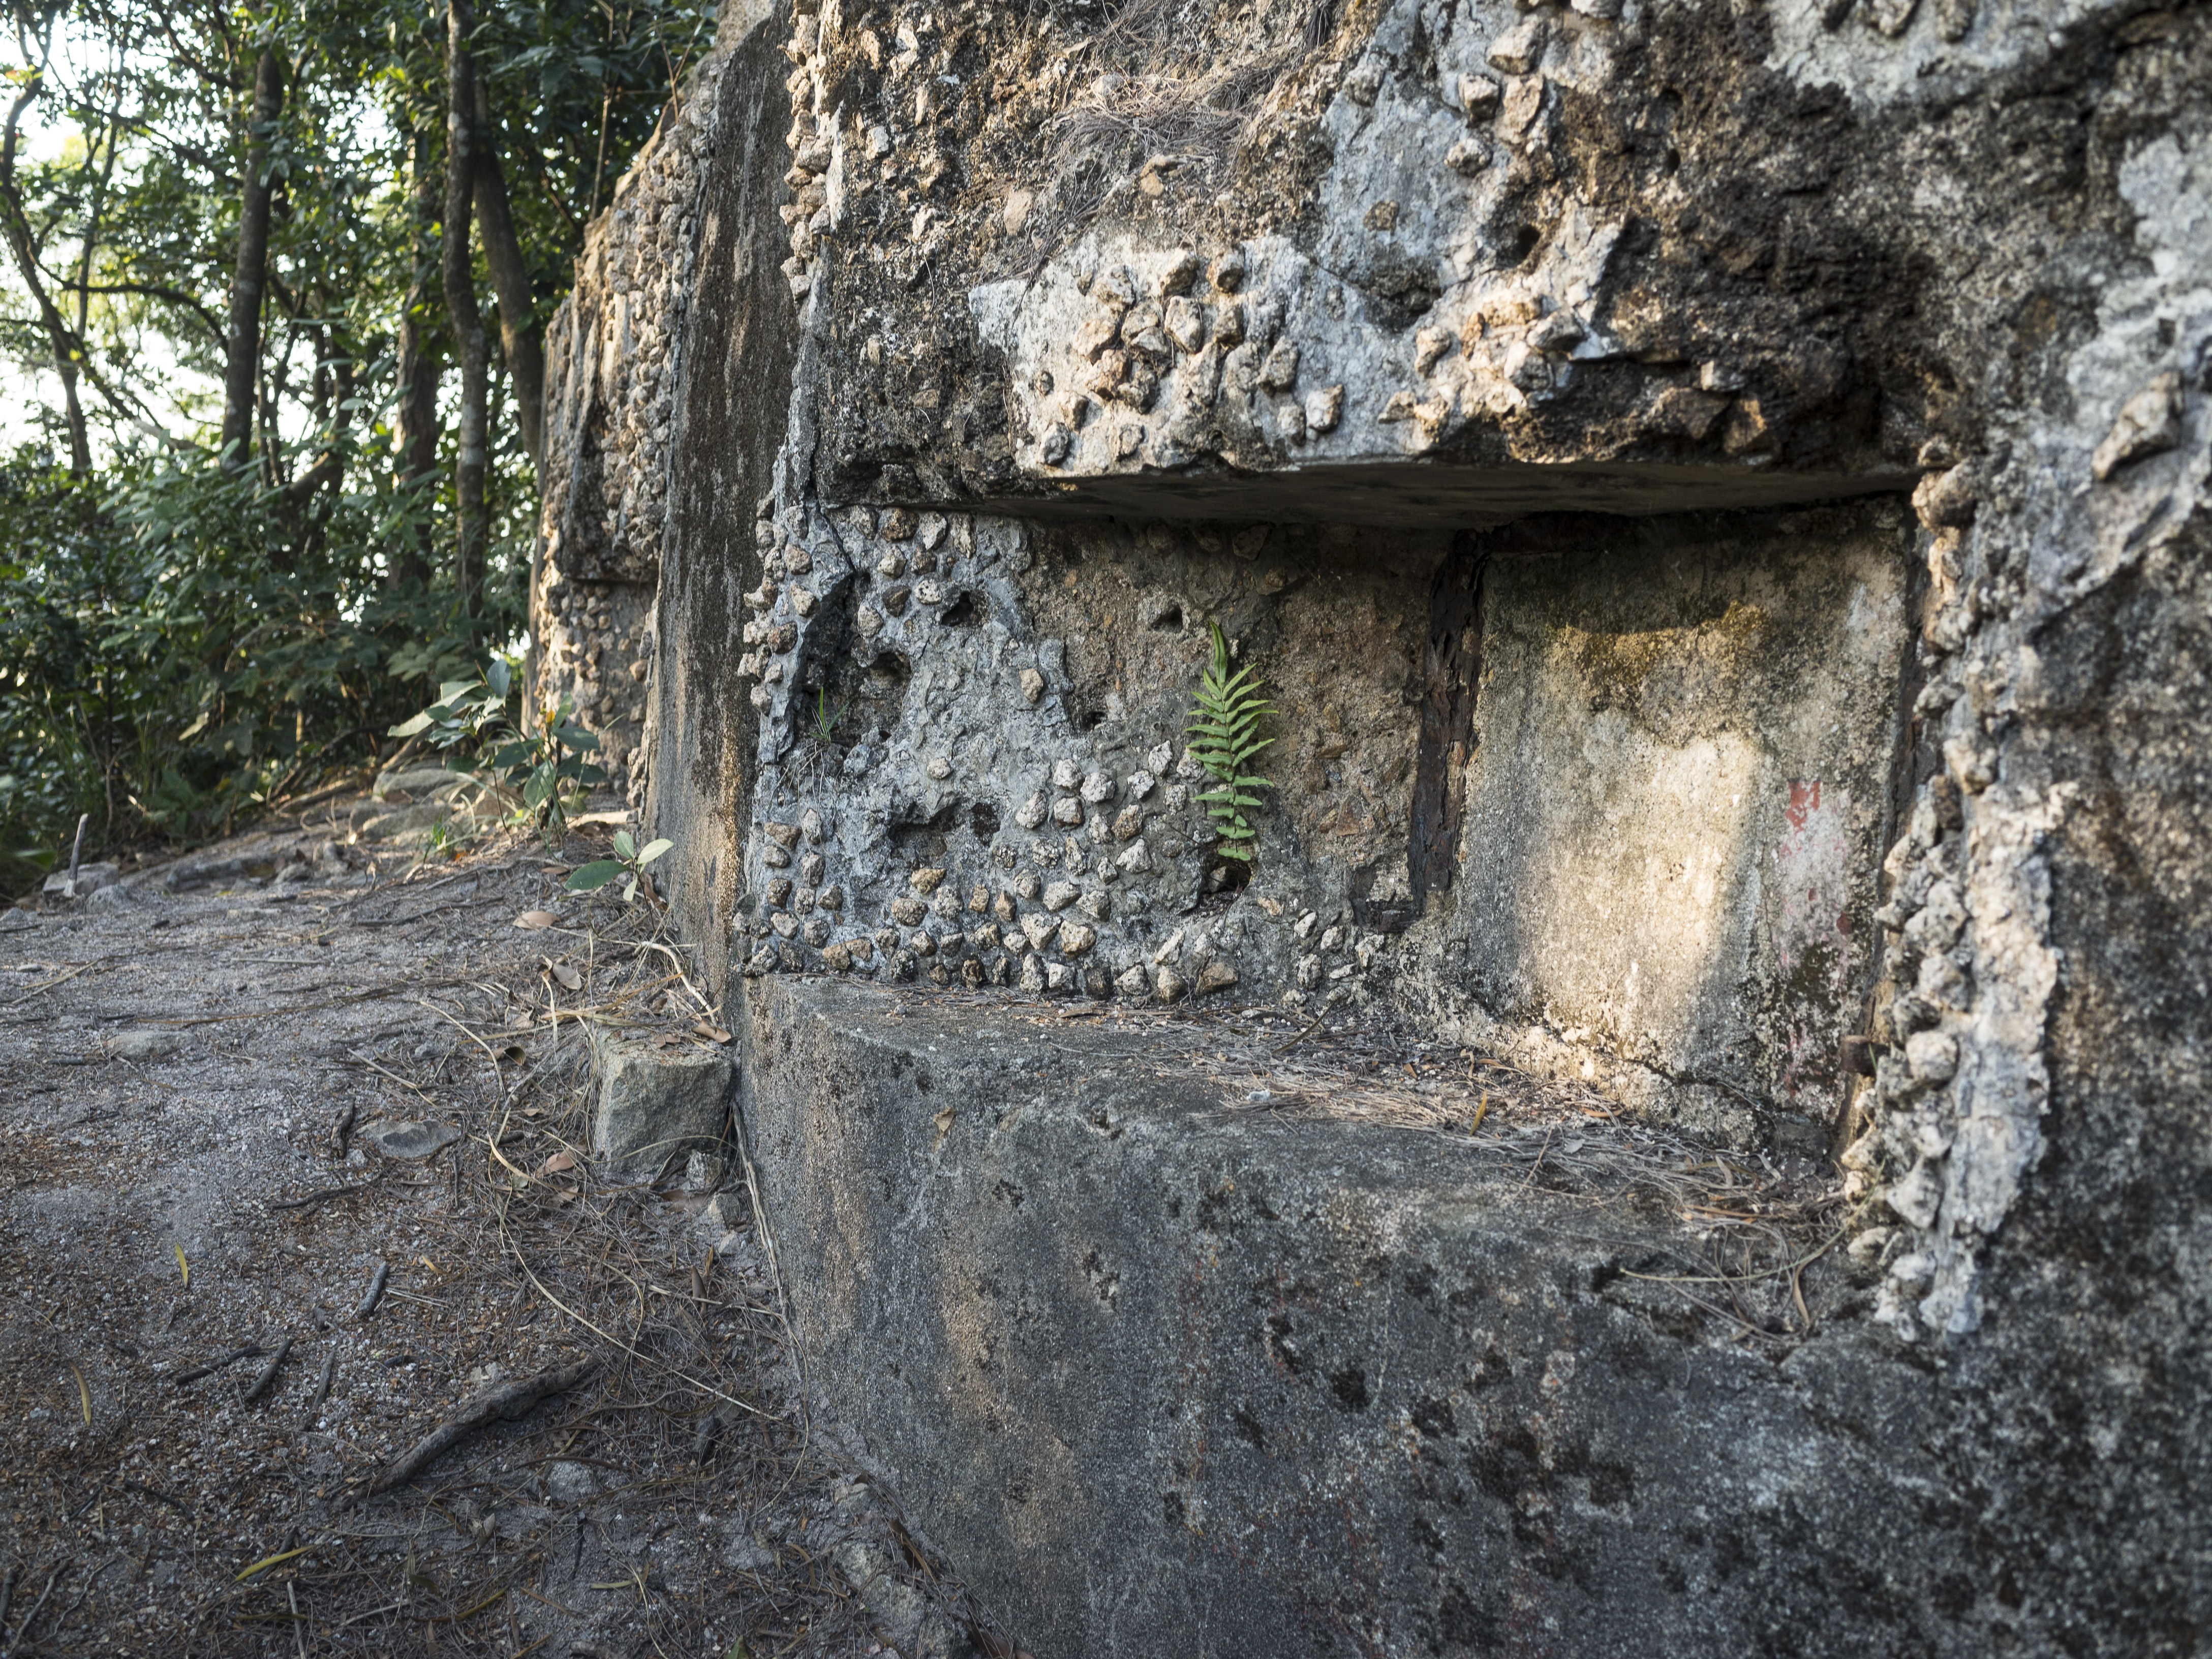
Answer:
[0, 446, 477, 895]
[564, 826, 671, 903]
[1185, 623, 1275, 863]
[389, 660, 604, 841]
[809, 687, 847, 748]
[0, 0, 715, 894]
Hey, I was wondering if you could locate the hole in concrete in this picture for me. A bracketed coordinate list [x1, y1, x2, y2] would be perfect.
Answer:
[970, 803, 1000, 840]
[1148, 603, 1184, 631]
[887, 802, 962, 866]
[938, 590, 984, 627]
[1199, 859, 1251, 908]
[857, 649, 911, 710]
[1509, 224, 1542, 265]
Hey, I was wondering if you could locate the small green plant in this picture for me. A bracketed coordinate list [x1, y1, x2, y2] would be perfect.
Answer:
[388, 659, 605, 841]
[1185, 623, 1275, 863]
[565, 827, 673, 903]
[810, 687, 847, 747]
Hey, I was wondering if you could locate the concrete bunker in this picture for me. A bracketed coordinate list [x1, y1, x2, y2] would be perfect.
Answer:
[547, 0, 2212, 1647]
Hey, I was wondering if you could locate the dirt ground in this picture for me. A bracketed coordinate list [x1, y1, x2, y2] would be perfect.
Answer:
[0, 786, 1858, 1658]
[0, 803, 1012, 1659]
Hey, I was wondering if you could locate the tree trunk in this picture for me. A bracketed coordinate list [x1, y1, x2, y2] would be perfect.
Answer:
[0, 77, 90, 471]
[472, 87, 544, 481]
[220, 48, 284, 470]
[442, 0, 490, 620]
[392, 123, 442, 590]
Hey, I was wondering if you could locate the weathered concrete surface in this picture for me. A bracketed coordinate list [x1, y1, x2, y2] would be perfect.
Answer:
[638, 2, 804, 991]
[589, 1031, 733, 1180]
[742, 976, 2210, 1657]
[520, 0, 2212, 1641]
[669, 0, 2212, 1333]
[532, 25, 751, 798]
[769, 0, 2193, 514]
[1427, 501, 1917, 1145]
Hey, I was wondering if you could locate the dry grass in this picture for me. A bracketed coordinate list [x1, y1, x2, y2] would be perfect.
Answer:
[1044, 0, 1303, 204]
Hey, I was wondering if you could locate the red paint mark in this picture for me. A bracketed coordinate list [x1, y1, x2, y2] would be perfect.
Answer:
[1785, 778, 1822, 833]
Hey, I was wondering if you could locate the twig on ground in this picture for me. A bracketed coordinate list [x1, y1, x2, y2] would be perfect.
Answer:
[307, 1349, 336, 1411]
[356, 1262, 390, 1318]
[364, 1360, 598, 1494]
[346, 1049, 439, 1104]
[269, 1179, 379, 1212]
[169, 1344, 270, 1386]
[118, 1480, 192, 1516]
[240, 1336, 292, 1403]
[3, 963, 94, 1007]
[3, 1566, 62, 1656]
[1272, 1005, 1331, 1053]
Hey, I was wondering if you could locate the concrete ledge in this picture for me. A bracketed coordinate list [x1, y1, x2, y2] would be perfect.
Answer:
[740, 978, 2027, 1656]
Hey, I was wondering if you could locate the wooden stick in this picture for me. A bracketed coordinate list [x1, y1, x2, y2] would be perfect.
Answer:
[118, 1480, 191, 1516]
[269, 1180, 379, 1213]
[306, 1349, 336, 1412]
[170, 1344, 268, 1386]
[4, 1567, 61, 1656]
[355, 1262, 390, 1318]
[364, 1360, 596, 1495]
[240, 1336, 292, 1403]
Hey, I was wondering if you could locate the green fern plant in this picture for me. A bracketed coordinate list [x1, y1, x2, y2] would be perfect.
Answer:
[1186, 623, 1275, 863]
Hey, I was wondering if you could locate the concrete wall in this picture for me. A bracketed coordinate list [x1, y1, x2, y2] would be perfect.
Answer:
[531, 34, 745, 798]
[742, 974, 2211, 1658]
[1429, 503, 1918, 1147]
[528, 0, 2212, 1647]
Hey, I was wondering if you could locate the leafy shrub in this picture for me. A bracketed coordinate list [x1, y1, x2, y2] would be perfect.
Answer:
[0, 445, 503, 897]
[389, 659, 604, 841]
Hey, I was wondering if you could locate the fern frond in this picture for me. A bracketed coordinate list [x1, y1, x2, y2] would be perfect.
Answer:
[1186, 622, 1278, 863]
